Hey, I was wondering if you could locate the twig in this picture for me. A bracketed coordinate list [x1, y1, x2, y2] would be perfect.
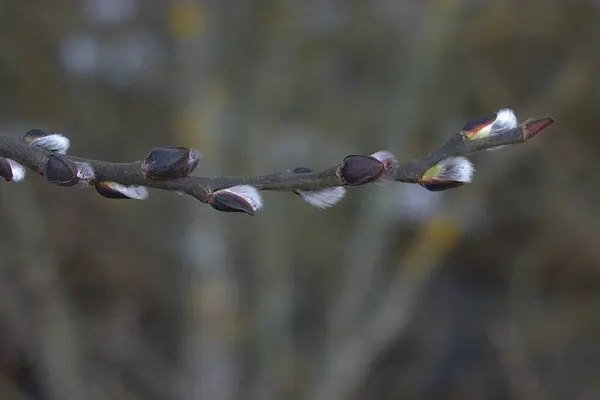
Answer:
[0, 117, 553, 211]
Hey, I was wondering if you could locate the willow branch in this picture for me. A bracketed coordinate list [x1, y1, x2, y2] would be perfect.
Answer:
[0, 116, 553, 212]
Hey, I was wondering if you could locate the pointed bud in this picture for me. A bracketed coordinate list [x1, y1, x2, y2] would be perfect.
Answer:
[207, 185, 263, 215]
[291, 167, 346, 209]
[522, 117, 554, 140]
[141, 147, 201, 180]
[419, 157, 474, 191]
[95, 181, 149, 200]
[0, 157, 26, 182]
[337, 155, 384, 186]
[462, 108, 518, 140]
[23, 129, 71, 154]
[43, 154, 79, 186]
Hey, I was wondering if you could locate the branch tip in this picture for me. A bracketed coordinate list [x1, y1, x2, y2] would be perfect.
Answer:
[522, 117, 554, 140]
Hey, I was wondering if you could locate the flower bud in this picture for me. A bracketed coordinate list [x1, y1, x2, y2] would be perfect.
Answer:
[522, 117, 554, 140]
[141, 147, 201, 180]
[95, 181, 149, 200]
[461, 108, 518, 140]
[291, 167, 346, 209]
[0, 157, 26, 182]
[23, 129, 71, 154]
[207, 185, 263, 215]
[337, 155, 384, 186]
[419, 157, 474, 192]
[43, 154, 79, 186]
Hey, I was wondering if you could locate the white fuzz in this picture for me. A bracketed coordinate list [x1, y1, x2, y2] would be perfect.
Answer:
[371, 150, 398, 181]
[7, 159, 26, 182]
[297, 187, 347, 210]
[31, 134, 70, 154]
[491, 108, 518, 135]
[224, 185, 263, 211]
[75, 162, 95, 183]
[106, 182, 149, 200]
[436, 157, 474, 183]
[371, 150, 398, 166]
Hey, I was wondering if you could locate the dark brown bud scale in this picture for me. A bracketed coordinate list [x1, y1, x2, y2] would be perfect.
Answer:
[0, 157, 12, 182]
[44, 154, 79, 186]
[22, 129, 48, 143]
[338, 155, 384, 186]
[208, 192, 255, 216]
[95, 182, 130, 199]
[0, 157, 13, 181]
[142, 147, 201, 180]
[419, 180, 465, 192]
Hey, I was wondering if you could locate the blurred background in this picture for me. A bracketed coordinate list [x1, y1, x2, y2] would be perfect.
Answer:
[0, 1, 599, 399]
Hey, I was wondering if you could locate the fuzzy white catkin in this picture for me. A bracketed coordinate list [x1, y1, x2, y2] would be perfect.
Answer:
[223, 185, 263, 211]
[297, 187, 346, 209]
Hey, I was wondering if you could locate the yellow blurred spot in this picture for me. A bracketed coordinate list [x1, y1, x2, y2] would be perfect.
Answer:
[167, 3, 205, 38]
[419, 217, 461, 252]
[171, 81, 231, 150]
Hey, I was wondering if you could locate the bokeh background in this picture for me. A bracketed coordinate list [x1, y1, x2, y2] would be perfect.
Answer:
[1, 1, 599, 399]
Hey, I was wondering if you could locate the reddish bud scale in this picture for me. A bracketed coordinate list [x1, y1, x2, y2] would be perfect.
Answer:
[523, 118, 554, 140]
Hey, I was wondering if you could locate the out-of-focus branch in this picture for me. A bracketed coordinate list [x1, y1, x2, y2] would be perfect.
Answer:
[0, 117, 553, 212]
